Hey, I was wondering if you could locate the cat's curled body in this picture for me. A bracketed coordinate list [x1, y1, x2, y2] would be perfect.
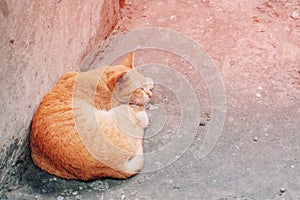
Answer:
[30, 54, 153, 180]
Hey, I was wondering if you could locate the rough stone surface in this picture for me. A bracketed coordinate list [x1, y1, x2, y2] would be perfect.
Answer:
[2, 0, 300, 199]
[0, 0, 120, 192]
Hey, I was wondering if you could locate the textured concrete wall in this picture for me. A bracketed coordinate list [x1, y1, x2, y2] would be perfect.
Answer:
[0, 0, 120, 190]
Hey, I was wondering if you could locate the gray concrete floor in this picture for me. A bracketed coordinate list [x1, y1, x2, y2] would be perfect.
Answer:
[3, 0, 300, 199]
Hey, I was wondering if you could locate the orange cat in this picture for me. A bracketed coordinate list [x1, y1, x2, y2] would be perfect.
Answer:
[30, 54, 153, 180]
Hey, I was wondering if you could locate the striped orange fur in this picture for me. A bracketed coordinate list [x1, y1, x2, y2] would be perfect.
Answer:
[30, 54, 153, 180]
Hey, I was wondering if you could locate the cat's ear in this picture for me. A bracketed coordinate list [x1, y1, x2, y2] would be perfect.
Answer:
[120, 53, 134, 69]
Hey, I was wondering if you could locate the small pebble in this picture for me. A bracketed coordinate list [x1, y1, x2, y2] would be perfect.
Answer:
[253, 136, 258, 142]
[121, 194, 125, 200]
[42, 189, 47, 193]
[199, 122, 206, 126]
[75, 195, 83, 200]
[285, 26, 291, 32]
[280, 187, 287, 193]
[255, 93, 262, 97]
[78, 186, 83, 190]
[291, 11, 299, 19]
[170, 15, 177, 20]
[291, 165, 295, 168]
[42, 179, 48, 183]
[173, 186, 180, 190]
[57, 196, 64, 200]
[53, 177, 57, 181]
[72, 191, 78, 195]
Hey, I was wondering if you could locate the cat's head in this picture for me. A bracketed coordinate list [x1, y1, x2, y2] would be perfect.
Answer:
[112, 53, 153, 106]
[116, 73, 153, 106]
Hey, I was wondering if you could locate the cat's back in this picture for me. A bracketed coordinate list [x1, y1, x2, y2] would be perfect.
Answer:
[31, 70, 78, 145]
[41, 71, 77, 107]
[30, 71, 94, 179]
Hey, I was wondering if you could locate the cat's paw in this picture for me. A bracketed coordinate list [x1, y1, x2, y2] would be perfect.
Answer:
[135, 111, 149, 128]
